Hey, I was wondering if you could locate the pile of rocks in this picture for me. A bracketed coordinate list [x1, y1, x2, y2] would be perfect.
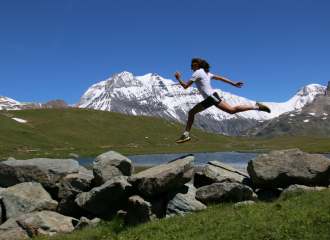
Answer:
[0, 149, 329, 239]
[194, 149, 330, 203]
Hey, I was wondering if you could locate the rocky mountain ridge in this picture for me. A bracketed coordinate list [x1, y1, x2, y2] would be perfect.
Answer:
[240, 81, 330, 139]
[73, 72, 326, 136]
[1, 72, 327, 137]
[0, 97, 69, 110]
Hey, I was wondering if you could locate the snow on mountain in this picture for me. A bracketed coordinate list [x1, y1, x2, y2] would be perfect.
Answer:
[241, 81, 330, 139]
[1, 72, 325, 136]
[0, 97, 67, 110]
[259, 84, 327, 120]
[73, 72, 327, 136]
[0, 95, 22, 110]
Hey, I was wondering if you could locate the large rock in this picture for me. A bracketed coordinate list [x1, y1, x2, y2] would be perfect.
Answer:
[202, 161, 253, 188]
[233, 200, 255, 207]
[166, 185, 206, 217]
[74, 217, 100, 230]
[0, 182, 58, 220]
[0, 218, 29, 240]
[58, 173, 95, 200]
[0, 158, 80, 198]
[279, 184, 327, 199]
[56, 199, 89, 219]
[75, 176, 131, 218]
[16, 211, 78, 237]
[93, 151, 134, 186]
[196, 182, 257, 204]
[124, 195, 166, 226]
[247, 149, 330, 188]
[128, 154, 195, 196]
[79, 166, 93, 176]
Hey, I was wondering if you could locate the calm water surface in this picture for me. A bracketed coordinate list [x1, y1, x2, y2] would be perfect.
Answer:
[76, 152, 330, 170]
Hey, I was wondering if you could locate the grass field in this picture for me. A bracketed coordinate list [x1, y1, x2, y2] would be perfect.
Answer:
[43, 189, 330, 240]
[1, 108, 329, 161]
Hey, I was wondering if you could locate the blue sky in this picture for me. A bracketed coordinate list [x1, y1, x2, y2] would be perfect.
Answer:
[1, 0, 329, 105]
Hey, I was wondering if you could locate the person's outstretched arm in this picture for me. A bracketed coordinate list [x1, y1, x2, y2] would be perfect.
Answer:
[212, 75, 244, 88]
[174, 71, 194, 89]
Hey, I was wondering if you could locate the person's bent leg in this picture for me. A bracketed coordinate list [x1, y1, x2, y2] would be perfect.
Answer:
[216, 101, 254, 114]
[185, 103, 206, 132]
[176, 103, 205, 143]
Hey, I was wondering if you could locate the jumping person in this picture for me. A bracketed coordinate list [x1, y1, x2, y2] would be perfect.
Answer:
[174, 57, 271, 143]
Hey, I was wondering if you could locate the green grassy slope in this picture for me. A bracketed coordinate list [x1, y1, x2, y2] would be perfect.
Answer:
[1, 108, 329, 160]
[47, 189, 330, 240]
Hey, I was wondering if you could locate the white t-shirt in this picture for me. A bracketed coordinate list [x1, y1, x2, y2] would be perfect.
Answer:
[190, 68, 215, 99]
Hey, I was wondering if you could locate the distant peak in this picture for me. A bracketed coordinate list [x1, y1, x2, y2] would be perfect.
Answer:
[120, 71, 132, 74]
[297, 84, 326, 96]
[118, 71, 133, 77]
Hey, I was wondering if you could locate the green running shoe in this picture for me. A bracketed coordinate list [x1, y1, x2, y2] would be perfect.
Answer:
[256, 101, 271, 113]
[175, 134, 191, 143]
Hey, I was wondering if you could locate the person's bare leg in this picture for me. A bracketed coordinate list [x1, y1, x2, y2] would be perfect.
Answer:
[176, 103, 206, 143]
[185, 103, 206, 132]
[216, 101, 254, 114]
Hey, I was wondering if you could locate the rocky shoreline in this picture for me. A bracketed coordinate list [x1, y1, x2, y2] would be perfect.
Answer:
[1, 149, 329, 239]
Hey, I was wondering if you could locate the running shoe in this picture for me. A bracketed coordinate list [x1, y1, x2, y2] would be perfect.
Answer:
[256, 101, 271, 113]
[175, 134, 191, 143]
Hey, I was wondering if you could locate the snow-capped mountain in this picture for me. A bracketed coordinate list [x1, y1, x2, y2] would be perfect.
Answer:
[0, 96, 22, 110]
[241, 81, 330, 139]
[0, 97, 68, 110]
[73, 71, 327, 136]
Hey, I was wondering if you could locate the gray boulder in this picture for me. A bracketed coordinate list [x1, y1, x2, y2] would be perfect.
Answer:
[75, 176, 131, 218]
[0, 218, 29, 240]
[56, 199, 88, 219]
[280, 184, 327, 199]
[247, 149, 330, 188]
[79, 166, 93, 176]
[93, 151, 134, 186]
[16, 211, 78, 237]
[0, 158, 80, 198]
[0, 182, 58, 220]
[116, 210, 127, 219]
[128, 154, 195, 196]
[196, 182, 257, 204]
[124, 195, 166, 226]
[70, 153, 79, 158]
[233, 200, 255, 207]
[74, 217, 100, 230]
[58, 173, 95, 200]
[166, 185, 206, 217]
[202, 161, 253, 188]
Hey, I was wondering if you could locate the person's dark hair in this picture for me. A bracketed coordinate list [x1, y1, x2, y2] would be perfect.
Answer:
[191, 58, 211, 72]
